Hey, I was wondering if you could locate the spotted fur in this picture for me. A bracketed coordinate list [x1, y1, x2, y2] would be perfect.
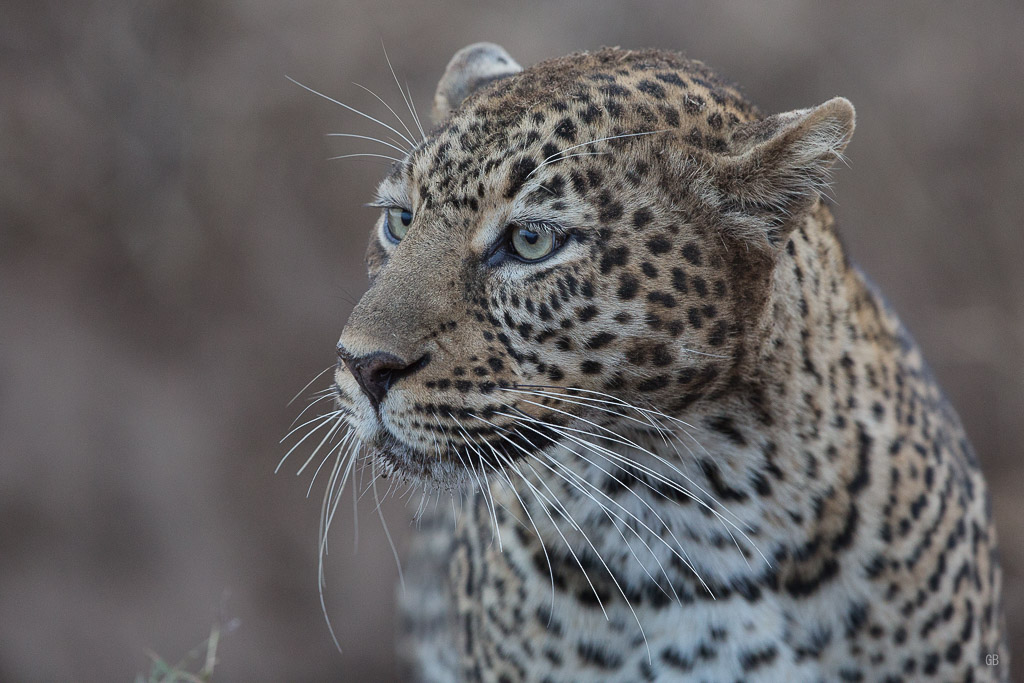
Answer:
[325, 45, 1007, 681]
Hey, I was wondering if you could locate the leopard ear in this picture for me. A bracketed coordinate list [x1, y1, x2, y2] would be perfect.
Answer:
[432, 43, 522, 123]
[715, 97, 855, 248]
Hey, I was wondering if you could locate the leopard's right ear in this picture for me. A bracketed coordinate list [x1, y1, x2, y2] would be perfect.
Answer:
[714, 97, 855, 249]
[432, 43, 522, 124]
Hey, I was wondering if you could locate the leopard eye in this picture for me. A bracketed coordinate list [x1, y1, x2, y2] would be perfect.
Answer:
[385, 207, 413, 242]
[509, 223, 557, 262]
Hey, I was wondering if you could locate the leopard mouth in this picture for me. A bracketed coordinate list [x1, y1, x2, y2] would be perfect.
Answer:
[332, 376, 591, 487]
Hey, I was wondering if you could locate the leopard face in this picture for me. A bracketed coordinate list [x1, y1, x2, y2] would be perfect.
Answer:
[333, 46, 853, 489]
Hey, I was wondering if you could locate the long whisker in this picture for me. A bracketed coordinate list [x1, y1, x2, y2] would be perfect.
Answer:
[487, 435, 612, 621]
[380, 41, 424, 143]
[452, 421, 559, 615]
[351, 82, 417, 148]
[315, 434, 361, 653]
[404, 81, 426, 141]
[286, 75, 416, 149]
[495, 397, 767, 568]
[326, 132, 409, 155]
[529, 443, 680, 603]
[372, 459, 406, 593]
[496, 410, 710, 596]
[308, 430, 355, 496]
[328, 152, 405, 163]
[506, 386, 763, 560]
[525, 129, 669, 180]
[296, 416, 346, 476]
[288, 392, 340, 434]
[472, 413, 655, 657]
[281, 409, 341, 444]
[277, 411, 346, 473]
[288, 365, 335, 406]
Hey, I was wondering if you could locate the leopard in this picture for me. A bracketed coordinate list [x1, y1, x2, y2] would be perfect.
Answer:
[319, 43, 1007, 681]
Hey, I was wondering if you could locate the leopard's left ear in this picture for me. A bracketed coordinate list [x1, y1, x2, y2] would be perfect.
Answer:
[715, 97, 855, 248]
[432, 43, 522, 123]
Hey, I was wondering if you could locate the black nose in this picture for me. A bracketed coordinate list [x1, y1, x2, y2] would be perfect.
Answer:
[338, 347, 428, 410]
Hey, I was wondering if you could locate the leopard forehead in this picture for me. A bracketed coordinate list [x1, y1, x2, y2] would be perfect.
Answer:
[383, 48, 759, 221]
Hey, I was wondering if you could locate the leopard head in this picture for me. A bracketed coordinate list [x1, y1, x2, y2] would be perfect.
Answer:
[332, 43, 854, 488]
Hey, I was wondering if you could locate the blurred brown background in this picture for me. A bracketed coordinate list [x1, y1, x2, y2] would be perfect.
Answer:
[1, 1, 1021, 680]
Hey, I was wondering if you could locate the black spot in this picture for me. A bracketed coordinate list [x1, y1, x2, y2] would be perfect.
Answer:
[707, 415, 746, 446]
[585, 332, 616, 349]
[577, 642, 622, 670]
[637, 79, 666, 98]
[637, 375, 669, 392]
[647, 291, 677, 308]
[580, 360, 603, 375]
[599, 245, 630, 274]
[739, 645, 778, 671]
[651, 344, 673, 366]
[682, 242, 702, 265]
[683, 94, 706, 115]
[670, 268, 688, 293]
[580, 104, 602, 124]
[661, 647, 693, 671]
[617, 274, 639, 300]
[751, 471, 772, 496]
[633, 208, 653, 229]
[654, 72, 686, 87]
[641, 262, 659, 278]
[645, 235, 671, 255]
[687, 307, 703, 329]
[554, 117, 577, 142]
[505, 156, 537, 198]
[658, 105, 680, 127]
[570, 170, 588, 195]
[600, 83, 629, 97]
[577, 304, 599, 322]
[598, 198, 624, 223]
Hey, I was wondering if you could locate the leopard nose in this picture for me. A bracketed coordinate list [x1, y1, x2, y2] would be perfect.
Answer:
[337, 345, 429, 410]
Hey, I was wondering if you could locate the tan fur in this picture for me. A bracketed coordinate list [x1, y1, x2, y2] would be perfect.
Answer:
[330, 46, 1006, 681]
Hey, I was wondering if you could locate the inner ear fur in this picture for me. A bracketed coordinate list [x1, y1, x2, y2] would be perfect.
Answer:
[715, 97, 856, 248]
[432, 43, 523, 123]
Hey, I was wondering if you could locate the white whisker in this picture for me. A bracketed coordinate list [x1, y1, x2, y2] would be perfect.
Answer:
[326, 131, 410, 155]
[328, 152, 404, 163]
[286, 75, 416, 149]
[351, 82, 418, 149]
[380, 41, 424, 143]
[525, 129, 669, 180]
[288, 365, 335, 407]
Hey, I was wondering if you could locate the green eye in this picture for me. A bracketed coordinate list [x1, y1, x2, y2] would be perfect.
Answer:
[385, 207, 413, 241]
[510, 224, 558, 262]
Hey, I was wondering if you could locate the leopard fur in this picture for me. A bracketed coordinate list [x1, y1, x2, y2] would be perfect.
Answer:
[326, 44, 1007, 682]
